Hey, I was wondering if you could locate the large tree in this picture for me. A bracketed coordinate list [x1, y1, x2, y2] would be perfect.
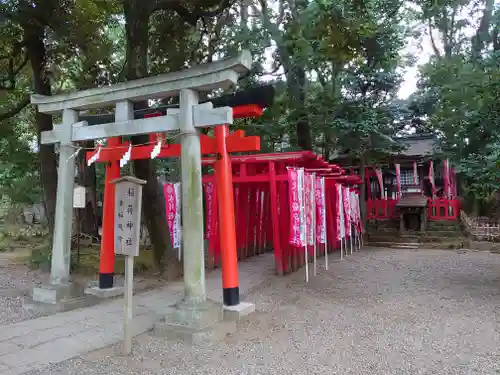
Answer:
[121, 0, 237, 278]
[0, 0, 116, 235]
[410, 0, 500, 212]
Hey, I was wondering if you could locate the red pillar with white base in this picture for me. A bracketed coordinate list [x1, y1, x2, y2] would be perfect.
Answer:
[99, 137, 121, 289]
[214, 125, 240, 306]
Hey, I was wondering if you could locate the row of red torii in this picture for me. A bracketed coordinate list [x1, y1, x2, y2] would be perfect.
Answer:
[86, 104, 365, 288]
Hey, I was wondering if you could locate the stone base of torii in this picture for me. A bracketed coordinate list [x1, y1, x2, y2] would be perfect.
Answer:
[28, 51, 256, 341]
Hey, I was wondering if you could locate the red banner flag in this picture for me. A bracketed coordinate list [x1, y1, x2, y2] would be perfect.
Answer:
[204, 182, 215, 241]
[304, 173, 315, 246]
[443, 159, 450, 198]
[375, 168, 384, 199]
[315, 176, 326, 244]
[288, 167, 305, 247]
[163, 183, 180, 248]
[428, 161, 435, 196]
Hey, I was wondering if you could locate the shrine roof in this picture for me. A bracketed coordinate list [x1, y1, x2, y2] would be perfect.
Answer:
[331, 134, 440, 165]
[203, 150, 342, 170]
[395, 134, 439, 157]
[202, 150, 362, 183]
[334, 175, 363, 185]
[396, 194, 428, 208]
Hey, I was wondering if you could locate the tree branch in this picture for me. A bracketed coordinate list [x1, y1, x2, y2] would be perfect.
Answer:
[153, 0, 236, 25]
[428, 18, 441, 58]
[12, 53, 28, 77]
[189, 19, 208, 62]
[0, 51, 29, 91]
[0, 95, 30, 122]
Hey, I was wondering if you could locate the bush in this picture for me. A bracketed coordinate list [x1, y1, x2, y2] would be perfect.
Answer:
[29, 246, 51, 270]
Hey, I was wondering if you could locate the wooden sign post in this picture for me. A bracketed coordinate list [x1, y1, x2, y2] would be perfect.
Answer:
[110, 176, 146, 355]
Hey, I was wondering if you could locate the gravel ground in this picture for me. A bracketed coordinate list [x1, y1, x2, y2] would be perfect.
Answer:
[0, 256, 45, 324]
[28, 248, 500, 375]
[0, 253, 166, 326]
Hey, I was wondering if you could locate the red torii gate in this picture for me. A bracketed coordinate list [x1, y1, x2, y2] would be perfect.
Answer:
[86, 104, 262, 305]
[201, 151, 362, 275]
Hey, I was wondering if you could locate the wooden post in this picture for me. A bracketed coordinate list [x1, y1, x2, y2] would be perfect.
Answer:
[268, 161, 282, 275]
[111, 176, 146, 355]
[99, 137, 121, 289]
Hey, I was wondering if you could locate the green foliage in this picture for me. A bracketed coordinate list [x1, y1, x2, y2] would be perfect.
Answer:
[306, 0, 408, 160]
[0, 113, 40, 204]
[29, 245, 51, 270]
[9, 0, 499, 225]
[423, 55, 500, 198]
[408, 0, 500, 207]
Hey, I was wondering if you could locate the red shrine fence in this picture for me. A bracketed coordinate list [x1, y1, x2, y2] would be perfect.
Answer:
[367, 198, 459, 221]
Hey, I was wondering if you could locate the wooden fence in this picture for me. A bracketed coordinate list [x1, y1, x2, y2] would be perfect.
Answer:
[460, 211, 500, 241]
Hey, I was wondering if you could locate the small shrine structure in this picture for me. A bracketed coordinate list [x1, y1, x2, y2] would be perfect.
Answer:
[332, 134, 459, 233]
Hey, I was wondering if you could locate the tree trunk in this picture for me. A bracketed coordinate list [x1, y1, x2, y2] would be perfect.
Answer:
[471, 0, 494, 61]
[76, 140, 98, 237]
[23, 21, 57, 236]
[287, 0, 312, 151]
[287, 63, 312, 150]
[123, 0, 180, 279]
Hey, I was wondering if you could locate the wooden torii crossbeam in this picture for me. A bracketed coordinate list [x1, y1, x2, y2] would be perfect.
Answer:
[86, 104, 264, 306]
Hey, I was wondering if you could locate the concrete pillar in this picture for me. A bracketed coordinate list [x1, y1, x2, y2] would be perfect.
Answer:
[179, 89, 206, 303]
[50, 109, 78, 285]
[31, 109, 86, 308]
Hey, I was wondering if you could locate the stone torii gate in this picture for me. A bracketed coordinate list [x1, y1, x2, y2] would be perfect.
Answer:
[30, 52, 255, 328]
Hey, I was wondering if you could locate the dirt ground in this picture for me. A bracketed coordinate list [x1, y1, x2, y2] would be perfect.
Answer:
[27, 247, 500, 375]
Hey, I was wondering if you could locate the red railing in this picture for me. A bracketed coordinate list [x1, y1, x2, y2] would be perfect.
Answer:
[367, 199, 398, 220]
[428, 198, 458, 220]
[367, 198, 459, 221]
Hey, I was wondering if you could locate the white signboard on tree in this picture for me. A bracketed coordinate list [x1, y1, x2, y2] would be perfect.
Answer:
[112, 176, 145, 257]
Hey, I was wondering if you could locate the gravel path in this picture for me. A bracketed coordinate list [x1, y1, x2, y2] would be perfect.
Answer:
[27, 248, 500, 375]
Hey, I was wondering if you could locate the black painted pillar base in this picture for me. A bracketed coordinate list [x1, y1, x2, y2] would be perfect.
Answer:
[223, 287, 240, 306]
[99, 273, 114, 289]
